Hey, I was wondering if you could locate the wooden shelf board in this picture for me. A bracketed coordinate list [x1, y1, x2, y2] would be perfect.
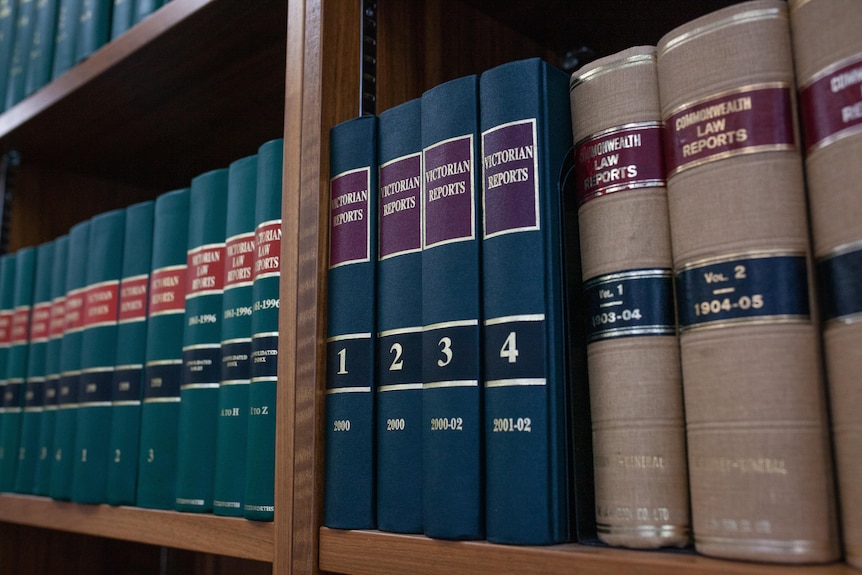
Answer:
[319, 528, 856, 575]
[0, 493, 273, 562]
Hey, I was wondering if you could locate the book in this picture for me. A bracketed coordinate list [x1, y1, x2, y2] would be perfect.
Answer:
[212, 153, 256, 517]
[71, 207, 125, 504]
[569, 47, 690, 549]
[105, 199, 154, 506]
[657, 0, 839, 562]
[420, 75, 483, 540]
[0, 246, 36, 491]
[33, 233, 68, 496]
[375, 98, 423, 534]
[136, 187, 189, 510]
[174, 167, 229, 513]
[0, 254, 14, 473]
[110, 0, 133, 39]
[24, 0, 60, 96]
[324, 115, 378, 530]
[0, 0, 19, 113]
[789, 0, 862, 567]
[51, 0, 80, 79]
[244, 137, 283, 522]
[49, 219, 89, 500]
[478, 57, 573, 546]
[5, 0, 37, 109]
[12, 240, 53, 494]
[133, 0, 160, 24]
[74, 0, 110, 62]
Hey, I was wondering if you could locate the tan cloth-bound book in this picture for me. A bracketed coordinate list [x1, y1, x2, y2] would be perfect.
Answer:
[569, 46, 690, 550]
[789, 0, 862, 567]
[657, 0, 840, 563]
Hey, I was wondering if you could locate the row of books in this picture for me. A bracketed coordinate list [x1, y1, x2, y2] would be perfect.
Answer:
[0, 0, 168, 112]
[322, 0, 862, 566]
[0, 136, 283, 522]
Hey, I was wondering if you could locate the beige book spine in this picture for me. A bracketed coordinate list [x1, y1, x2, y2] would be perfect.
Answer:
[657, 0, 839, 563]
[789, 0, 862, 567]
[570, 46, 690, 549]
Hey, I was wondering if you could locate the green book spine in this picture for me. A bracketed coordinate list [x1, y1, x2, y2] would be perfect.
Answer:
[109, 0, 132, 39]
[13, 240, 53, 493]
[74, 0, 109, 62]
[213, 154, 256, 517]
[24, 0, 59, 96]
[136, 187, 189, 510]
[244, 137, 283, 521]
[0, 0, 19, 113]
[132, 0, 159, 24]
[5, 0, 37, 109]
[0, 255, 15, 474]
[0, 246, 36, 492]
[33, 234, 68, 496]
[50, 219, 89, 500]
[50, 0, 79, 79]
[71, 208, 125, 504]
[174, 168, 228, 513]
[106, 199, 154, 506]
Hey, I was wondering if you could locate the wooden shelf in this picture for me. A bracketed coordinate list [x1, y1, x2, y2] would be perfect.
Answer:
[0, 493, 273, 562]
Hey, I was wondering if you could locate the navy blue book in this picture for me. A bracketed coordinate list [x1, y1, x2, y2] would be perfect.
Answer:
[324, 114, 378, 529]
[479, 58, 573, 545]
[420, 75, 483, 540]
[375, 98, 423, 534]
[5, 0, 38, 109]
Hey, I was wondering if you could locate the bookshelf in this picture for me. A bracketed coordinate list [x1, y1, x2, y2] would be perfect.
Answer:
[0, 1, 854, 575]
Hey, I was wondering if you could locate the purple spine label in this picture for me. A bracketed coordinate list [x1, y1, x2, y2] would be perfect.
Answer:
[379, 153, 422, 259]
[800, 52, 862, 154]
[329, 167, 371, 268]
[423, 135, 475, 248]
[481, 119, 539, 238]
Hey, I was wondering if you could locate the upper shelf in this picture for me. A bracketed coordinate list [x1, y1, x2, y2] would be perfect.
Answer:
[0, 0, 287, 190]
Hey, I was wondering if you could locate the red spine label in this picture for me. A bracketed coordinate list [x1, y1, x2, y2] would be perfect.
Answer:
[225, 233, 255, 288]
[255, 221, 282, 279]
[664, 84, 796, 177]
[49, 296, 66, 339]
[30, 302, 52, 342]
[83, 280, 120, 328]
[799, 52, 862, 154]
[118, 274, 149, 323]
[64, 288, 86, 332]
[11, 307, 31, 345]
[0, 310, 13, 346]
[149, 265, 187, 316]
[186, 244, 226, 297]
[575, 122, 665, 205]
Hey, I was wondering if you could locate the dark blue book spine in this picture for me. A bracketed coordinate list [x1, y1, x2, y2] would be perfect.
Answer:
[0, 255, 15, 481]
[5, 0, 37, 109]
[75, 0, 111, 62]
[479, 58, 572, 545]
[24, 0, 59, 96]
[376, 98, 423, 534]
[323, 115, 378, 529]
[420, 75, 483, 540]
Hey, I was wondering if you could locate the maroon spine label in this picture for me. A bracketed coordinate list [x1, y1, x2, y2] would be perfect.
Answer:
[423, 135, 475, 248]
[379, 153, 422, 259]
[29, 301, 52, 343]
[225, 232, 255, 288]
[799, 52, 862, 154]
[65, 288, 86, 333]
[0, 309, 13, 346]
[118, 274, 149, 323]
[49, 296, 66, 339]
[11, 306, 31, 345]
[576, 122, 665, 205]
[482, 119, 539, 237]
[186, 244, 226, 297]
[83, 280, 120, 328]
[664, 84, 796, 177]
[330, 167, 371, 267]
[149, 265, 187, 316]
[254, 221, 282, 279]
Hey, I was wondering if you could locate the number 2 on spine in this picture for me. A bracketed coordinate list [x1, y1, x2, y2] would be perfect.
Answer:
[389, 342, 403, 371]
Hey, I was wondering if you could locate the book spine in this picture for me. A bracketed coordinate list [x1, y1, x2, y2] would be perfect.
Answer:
[657, 0, 839, 562]
[420, 75, 483, 540]
[479, 58, 572, 545]
[13, 240, 53, 494]
[24, 0, 59, 96]
[5, 0, 37, 109]
[51, 0, 80, 79]
[789, 0, 862, 567]
[375, 98, 423, 534]
[0, 247, 35, 491]
[174, 168, 228, 513]
[71, 208, 125, 504]
[0, 0, 19, 113]
[74, 0, 109, 62]
[133, 0, 159, 24]
[212, 154, 256, 517]
[106, 200, 154, 505]
[136, 187, 189, 510]
[110, 0, 133, 39]
[33, 234, 68, 495]
[570, 47, 690, 549]
[324, 116, 378, 529]
[49, 220, 88, 500]
[244, 137, 283, 522]
[0, 255, 14, 480]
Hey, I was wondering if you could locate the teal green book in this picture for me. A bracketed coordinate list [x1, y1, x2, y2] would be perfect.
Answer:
[106, 199, 154, 506]
[0, 0, 18, 113]
[174, 167, 229, 513]
[13, 240, 53, 494]
[50, 219, 89, 500]
[0, 255, 15, 474]
[133, 0, 160, 24]
[50, 0, 80, 79]
[5, 0, 37, 109]
[71, 208, 125, 504]
[24, 0, 60, 96]
[0, 246, 36, 492]
[74, 0, 109, 62]
[109, 0, 132, 39]
[244, 137, 283, 522]
[33, 234, 68, 495]
[136, 187, 189, 510]
[213, 154, 256, 517]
